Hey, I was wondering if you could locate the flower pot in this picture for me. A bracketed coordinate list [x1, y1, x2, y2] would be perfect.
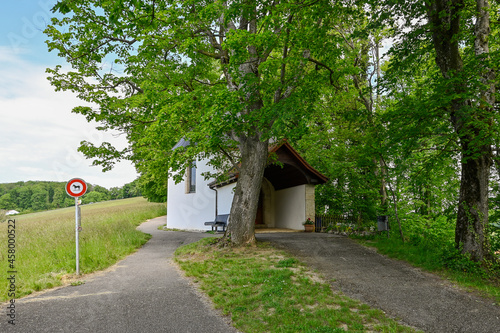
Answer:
[304, 224, 315, 232]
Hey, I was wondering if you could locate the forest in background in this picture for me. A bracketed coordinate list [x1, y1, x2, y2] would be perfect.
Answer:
[0, 179, 142, 213]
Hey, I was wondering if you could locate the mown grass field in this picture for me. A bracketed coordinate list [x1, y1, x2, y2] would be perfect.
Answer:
[0, 197, 166, 302]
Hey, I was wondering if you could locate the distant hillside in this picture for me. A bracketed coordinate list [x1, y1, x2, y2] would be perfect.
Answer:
[0, 179, 142, 213]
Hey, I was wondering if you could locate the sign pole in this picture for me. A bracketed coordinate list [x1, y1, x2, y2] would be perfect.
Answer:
[66, 178, 87, 276]
[75, 197, 80, 275]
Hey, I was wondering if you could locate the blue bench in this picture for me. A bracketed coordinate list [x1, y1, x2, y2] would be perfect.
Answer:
[204, 214, 229, 232]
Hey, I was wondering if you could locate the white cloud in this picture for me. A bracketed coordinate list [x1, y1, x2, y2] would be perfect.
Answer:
[0, 50, 138, 189]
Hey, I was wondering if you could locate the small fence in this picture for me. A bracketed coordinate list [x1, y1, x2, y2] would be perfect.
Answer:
[314, 214, 357, 233]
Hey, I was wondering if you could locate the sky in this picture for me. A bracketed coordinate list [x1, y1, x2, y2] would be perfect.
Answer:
[0, 0, 139, 189]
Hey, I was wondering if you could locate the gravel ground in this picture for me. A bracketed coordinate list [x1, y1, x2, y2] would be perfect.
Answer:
[257, 232, 500, 333]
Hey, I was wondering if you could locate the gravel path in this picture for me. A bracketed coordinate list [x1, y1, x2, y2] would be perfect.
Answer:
[257, 232, 500, 333]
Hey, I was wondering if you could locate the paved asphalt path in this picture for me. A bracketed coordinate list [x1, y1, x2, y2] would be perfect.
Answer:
[2, 216, 237, 333]
[257, 232, 500, 333]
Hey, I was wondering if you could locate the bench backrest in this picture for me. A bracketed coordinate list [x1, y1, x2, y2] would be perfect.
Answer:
[215, 214, 230, 223]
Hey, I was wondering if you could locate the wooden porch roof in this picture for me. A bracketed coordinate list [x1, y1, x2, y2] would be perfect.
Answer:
[209, 140, 328, 190]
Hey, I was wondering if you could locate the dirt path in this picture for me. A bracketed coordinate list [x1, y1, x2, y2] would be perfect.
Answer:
[257, 232, 500, 333]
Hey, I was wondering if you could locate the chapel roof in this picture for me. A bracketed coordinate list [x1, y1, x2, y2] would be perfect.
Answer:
[208, 140, 328, 190]
[171, 138, 191, 150]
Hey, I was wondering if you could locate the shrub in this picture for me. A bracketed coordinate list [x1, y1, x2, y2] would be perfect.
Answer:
[440, 245, 486, 277]
[489, 222, 500, 254]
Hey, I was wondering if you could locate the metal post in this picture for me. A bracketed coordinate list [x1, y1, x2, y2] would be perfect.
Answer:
[75, 197, 80, 275]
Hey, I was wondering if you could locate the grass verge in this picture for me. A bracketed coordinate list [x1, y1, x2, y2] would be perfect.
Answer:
[0, 197, 166, 302]
[175, 239, 420, 333]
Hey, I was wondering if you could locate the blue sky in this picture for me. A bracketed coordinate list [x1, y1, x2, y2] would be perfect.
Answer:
[0, 1, 139, 189]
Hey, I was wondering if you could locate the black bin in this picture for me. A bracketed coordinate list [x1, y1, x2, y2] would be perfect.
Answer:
[377, 215, 389, 231]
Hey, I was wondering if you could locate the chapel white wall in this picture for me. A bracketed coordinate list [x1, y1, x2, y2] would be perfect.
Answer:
[274, 185, 306, 230]
[216, 183, 236, 215]
[166, 159, 216, 230]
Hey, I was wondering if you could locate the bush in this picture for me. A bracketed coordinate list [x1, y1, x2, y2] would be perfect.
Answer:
[440, 246, 486, 277]
[490, 222, 500, 254]
[402, 215, 454, 247]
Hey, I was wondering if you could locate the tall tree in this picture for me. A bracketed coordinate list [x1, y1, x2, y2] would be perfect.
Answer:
[46, 0, 332, 245]
[31, 185, 49, 211]
[296, 4, 390, 222]
[370, 0, 498, 261]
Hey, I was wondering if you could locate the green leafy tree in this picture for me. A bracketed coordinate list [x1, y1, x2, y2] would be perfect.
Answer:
[83, 191, 107, 203]
[45, 0, 341, 245]
[31, 185, 49, 211]
[121, 178, 142, 198]
[17, 186, 33, 211]
[139, 173, 167, 202]
[91, 185, 111, 200]
[296, 91, 380, 222]
[0, 193, 15, 210]
[48, 185, 55, 205]
[295, 6, 391, 225]
[368, 0, 499, 261]
[52, 187, 68, 208]
[109, 187, 123, 200]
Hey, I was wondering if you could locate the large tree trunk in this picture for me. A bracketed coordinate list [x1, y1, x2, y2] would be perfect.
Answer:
[455, 0, 495, 261]
[456, 143, 491, 261]
[225, 136, 269, 246]
[426, 0, 494, 261]
[217, 5, 270, 247]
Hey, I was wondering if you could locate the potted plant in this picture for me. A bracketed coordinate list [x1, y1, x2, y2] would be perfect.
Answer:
[303, 218, 315, 232]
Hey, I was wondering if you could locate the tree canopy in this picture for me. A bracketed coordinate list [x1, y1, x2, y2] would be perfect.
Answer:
[46, 0, 344, 245]
[45, 0, 500, 258]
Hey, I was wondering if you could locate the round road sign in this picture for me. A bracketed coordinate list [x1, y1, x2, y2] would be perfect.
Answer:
[66, 178, 87, 197]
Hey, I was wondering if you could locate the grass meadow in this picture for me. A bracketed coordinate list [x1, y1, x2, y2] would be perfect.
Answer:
[0, 197, 166, 302]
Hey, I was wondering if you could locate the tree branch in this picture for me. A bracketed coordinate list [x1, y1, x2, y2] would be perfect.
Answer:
[219, 145, 241, 172]
[195, 49, 222, 59]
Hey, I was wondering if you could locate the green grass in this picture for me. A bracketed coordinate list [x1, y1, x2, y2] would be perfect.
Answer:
[0, 197, 166, 302]
[355, 234, 500, 304]
[175, 239, 420, 333]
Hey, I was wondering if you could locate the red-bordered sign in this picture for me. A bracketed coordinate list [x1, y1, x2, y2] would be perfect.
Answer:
[66, 178, 87, 197]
